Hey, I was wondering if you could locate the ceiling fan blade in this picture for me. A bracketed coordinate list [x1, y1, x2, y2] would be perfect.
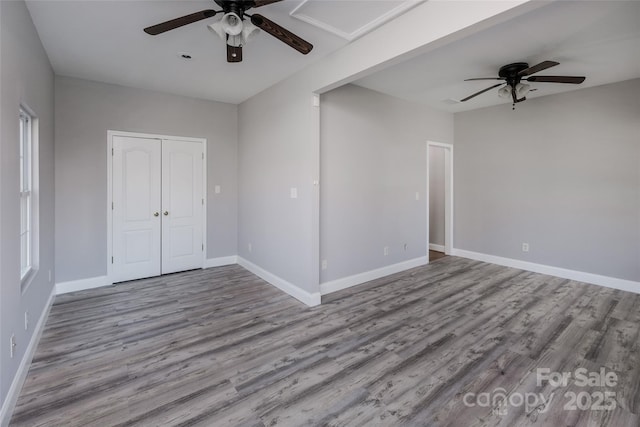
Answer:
[526, 75, 586, 84]
[464, 78, 505, 81]
[144, 10, 218, 35]
[250, 14, 313, 54]
[227, 44, 242, 63]
[460, 83, 504, 102]
[518, 60, 559, 76]
[251, 0, 285, 7]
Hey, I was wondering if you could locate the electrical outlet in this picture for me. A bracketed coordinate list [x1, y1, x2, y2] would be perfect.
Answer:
[290, 187, 298, 199]
[321, 260, 328, 270]
[522, 243, 530, 252]
[25, 312, 29, 331]
[10, 334, 16, 359]
[384, 246, 390, 256]
[248, 243, 252, 253]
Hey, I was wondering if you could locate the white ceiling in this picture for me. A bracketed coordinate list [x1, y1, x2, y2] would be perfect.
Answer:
[25, 0, 416, 104]
[354, 1, 640, 113]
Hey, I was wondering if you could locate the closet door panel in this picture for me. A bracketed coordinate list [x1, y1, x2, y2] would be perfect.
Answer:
[161, 139, 204, 274]
[112, 136, 162, 282]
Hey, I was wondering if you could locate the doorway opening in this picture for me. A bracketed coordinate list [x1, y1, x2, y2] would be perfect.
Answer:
[427, 141, 453, 262]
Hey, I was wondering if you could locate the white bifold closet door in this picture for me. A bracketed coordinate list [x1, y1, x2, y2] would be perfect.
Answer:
[161, 139, 204, 275]
[112, 136, 203, 283]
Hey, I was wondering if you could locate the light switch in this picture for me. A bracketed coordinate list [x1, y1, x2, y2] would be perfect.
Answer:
[215, 185, 221, 194]
[290, 187, 298, 199]
[415, 192, 420, 201]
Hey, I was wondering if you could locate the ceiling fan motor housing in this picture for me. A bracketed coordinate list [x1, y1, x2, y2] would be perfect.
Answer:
[216, 0, 244, 16]
[498, 62, 528, 84]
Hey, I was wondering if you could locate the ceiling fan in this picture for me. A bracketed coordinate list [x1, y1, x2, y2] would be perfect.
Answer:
[461, 61, 585, 108]
[143, 0, 313, 63]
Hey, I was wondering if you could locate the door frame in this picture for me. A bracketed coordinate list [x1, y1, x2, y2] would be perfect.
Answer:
[426, 141, 454, 257]
[107, 130, 207, 285]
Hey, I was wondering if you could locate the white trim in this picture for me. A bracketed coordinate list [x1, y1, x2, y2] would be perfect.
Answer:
[204, 256, 238, 269]
[426, 141, 454, 256]
[56, 275, 110, 295]
[311, 91, 321, 302]
[0, 286, 55, 427]
[107, 130, 205, 144]
[237, 257, 321, 307]
[290, 0, 423, 41]
[429, 244, 445, 253]
[19, 107, 40, 295]
[58, 257, 238, 294]
[452, 249, 640, 295]
[320, 256, 429, 295]
[107, 131, 113, 282]
[201, 139, 208, 269]
[107, 130, 208, 284]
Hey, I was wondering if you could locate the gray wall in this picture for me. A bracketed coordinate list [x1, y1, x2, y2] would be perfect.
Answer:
[55, 77, 238, 283]
[235, 1, 527, 296]
[238, 74, 319, 293]
[320, 85, 453, 282]
[429, 145, 446, 247]
[0, 0, 55, 409]
[454, 79, 640, 281]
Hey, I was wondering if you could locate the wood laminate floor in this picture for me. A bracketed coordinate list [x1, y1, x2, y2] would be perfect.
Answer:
[10, 257, 640, 427]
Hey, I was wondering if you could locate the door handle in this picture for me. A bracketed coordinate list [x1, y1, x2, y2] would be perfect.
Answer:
[164, 211, 169, 216]
[153, 212, 159, 217]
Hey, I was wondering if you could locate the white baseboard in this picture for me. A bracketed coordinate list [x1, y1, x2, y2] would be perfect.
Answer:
[204, 256, 238, 269]
[56, 255, 238, 295]
[55, 275, 110, 295]
[237, 257, 321, 307]
[429, 243, 445, 252]
[0, 286, 56, 427]
[57, 258, 238, 295]
[451, 249, 639, 295]
[320, 256, 429, 295]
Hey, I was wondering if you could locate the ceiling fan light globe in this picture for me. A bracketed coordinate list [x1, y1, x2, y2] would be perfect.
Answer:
[498, 85, 512, 99]
[242, 21, 260, 44]
[207, 21, 226, 41]
[226, 34, 240, 47]
[516, 83, 530, 98]
[221, 12, 243, 36]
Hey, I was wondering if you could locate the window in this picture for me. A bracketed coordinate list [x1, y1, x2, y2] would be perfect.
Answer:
[20, 108, 38, 284]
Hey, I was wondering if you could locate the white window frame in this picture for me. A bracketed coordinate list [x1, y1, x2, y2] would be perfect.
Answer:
[20, 107, 39, 290]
